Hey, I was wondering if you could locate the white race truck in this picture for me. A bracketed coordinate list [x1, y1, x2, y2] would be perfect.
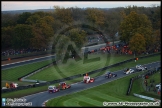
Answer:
[136, 65, 147, 71]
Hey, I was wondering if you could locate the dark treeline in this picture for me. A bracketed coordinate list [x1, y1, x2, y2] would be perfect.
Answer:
[1, 5, 161, 57]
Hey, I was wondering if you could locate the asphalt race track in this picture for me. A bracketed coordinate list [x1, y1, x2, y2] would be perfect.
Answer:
[1, 41, 119, 70]
[22, 61, 160, 107]
[1, 55, 55, 70]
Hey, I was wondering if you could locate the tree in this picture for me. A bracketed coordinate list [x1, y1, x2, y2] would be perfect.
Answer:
[55, 28, 86, 61]
[1, 26, 14, 50]
[26, 14, 41, 25]
[12, 24, 34, 49]
[154, 29, 161, 44]
[35, 16, 54, 40]
[31, 11, 47, 18]
[104, 10, 122, 46]
[124, 5, 139, 15]
[25, 13, 55, 49]
[17, 12, 32, 24]
[119, 11, 153, 47]
[152, 29, 161, 51]
[70, 7, 85, 21]
[2, 13, 18, 27]
[129, 33, 146, 55]
[53, 6, 73, 24]
[85, 8, 105, 29]
[30, 27, 47, 49]
[51, 19, 64, 32]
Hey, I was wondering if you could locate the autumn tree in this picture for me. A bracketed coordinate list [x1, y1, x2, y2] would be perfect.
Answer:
[145, 5, 161, 30]
[124, 5, 139, 15]
[119, 11, 153, 49]
[70, 6, 86, 21]
[51, 19, 64, 32]
[129, 33, 146, 55]
[152, 29, 161, 51]
[25, 14, 41, 25]
[104, 10, 122, 46]
[30, 16, 55, 49]
[30, 27, 47, 49]
[54, 28, 86, 61]
[85, 8, 105, 29]
[53, 6, 73, 24]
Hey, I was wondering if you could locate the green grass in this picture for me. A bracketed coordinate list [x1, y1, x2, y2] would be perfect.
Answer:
[1, 59, 55, 87]
[1, 59, 55, 81]
[131, 72, 161, 99]
[27, 54, 160, 81]
[46, 72, 152, 107]
[1, 54, 160, 99]
[28, 54, 134, 81]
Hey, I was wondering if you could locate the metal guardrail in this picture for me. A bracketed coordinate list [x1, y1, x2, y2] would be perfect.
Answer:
[20, 79, 47, 83]
[133, 93, 161, 102]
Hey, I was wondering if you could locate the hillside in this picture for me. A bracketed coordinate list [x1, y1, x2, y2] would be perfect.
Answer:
[1, 9, 54, 15]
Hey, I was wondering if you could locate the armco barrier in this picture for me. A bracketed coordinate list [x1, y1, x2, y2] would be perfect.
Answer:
[133, 93, 161, 102]
[126, 66, 161, 95]
[21, 78, 47, 83]
[2, 53, 160, 93]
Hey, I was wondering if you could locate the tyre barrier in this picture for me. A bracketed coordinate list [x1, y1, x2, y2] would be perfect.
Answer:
[2, 53, 160, 93]
[126, 66, 161, 95]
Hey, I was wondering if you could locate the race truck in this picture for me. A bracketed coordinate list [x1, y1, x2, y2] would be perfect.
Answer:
[156, 83, 161, 89]
[58, 82, 71, 90]
[48, 85, 60, 93]
[136, 65, 147, 71]
[83, 78, 95, 83]
[124, 68, 134, 74]
[105, 72, 117, 78]
[6, 82, 18, 88]
[83, 74, 95, 83]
